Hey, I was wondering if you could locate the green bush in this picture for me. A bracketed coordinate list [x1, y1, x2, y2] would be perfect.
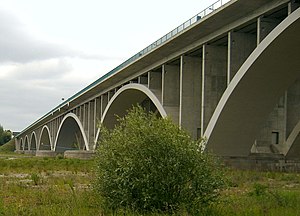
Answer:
[0, 138, 15, 152]
[94, 106, 224, 213]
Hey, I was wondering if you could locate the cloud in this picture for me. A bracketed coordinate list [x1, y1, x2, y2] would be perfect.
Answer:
[6, 58, 73, 80]
[0, 8, 117, 64]
[0, 8, 121, 131]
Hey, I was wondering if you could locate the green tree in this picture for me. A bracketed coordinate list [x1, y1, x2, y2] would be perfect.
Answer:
[0, 125, 12, 146]
[94, 106, 224, 214]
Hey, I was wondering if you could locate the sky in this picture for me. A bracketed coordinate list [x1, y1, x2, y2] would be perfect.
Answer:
[0, 0, 214, 132]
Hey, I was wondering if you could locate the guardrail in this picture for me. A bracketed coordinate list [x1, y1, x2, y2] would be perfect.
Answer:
[65, 0, 232, 105]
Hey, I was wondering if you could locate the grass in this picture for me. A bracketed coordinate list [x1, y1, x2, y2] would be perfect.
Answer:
[1, 154, 300, 215]
[0, 138, 15, 152]
[0, 154, 100, 215]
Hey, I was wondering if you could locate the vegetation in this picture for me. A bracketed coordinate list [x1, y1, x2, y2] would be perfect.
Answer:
[94, 106, 224, 214]
[0, 155, 99, 215]
[0, 125, 12, 146]
[1, 154, 300, 215]
[1, 108, 300, 215]
[0, 138, 15, 152]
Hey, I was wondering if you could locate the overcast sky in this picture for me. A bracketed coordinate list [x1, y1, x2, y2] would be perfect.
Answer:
[0, 0, 215, 132]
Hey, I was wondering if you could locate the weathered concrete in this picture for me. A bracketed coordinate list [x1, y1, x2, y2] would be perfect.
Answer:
[228, 31, 256, 82]
[205, 8, 300, 156]
[180, 55, 202, 139]
[24, 150, 36, 155]
[202, 44, 227, 134]
[64, 150, 95, 160]
[35, 150, 59, 158]
[222, 153, 300, 172]
[162, 63, 180, 124]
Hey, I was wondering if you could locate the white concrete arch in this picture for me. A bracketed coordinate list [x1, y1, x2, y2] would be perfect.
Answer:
[285, 119, 300, 159]
[204, 8, 300, 156]
[30, 131, 37, 150]
[94, 83, 167, 149]
[38, 125, 52, 150]
[54, 113, 89, 152]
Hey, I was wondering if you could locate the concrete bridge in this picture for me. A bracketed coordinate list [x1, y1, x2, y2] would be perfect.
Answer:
[15, 0, 300, 160]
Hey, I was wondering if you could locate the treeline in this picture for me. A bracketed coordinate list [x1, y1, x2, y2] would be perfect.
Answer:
[0, 125, 12, 146]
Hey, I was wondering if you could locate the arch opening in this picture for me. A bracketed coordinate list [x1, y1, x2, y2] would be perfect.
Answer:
[20, 138, 23, 151]
[102, 84, 166, 130]
[54, 114, 88, 152]
[24, 136, 29, 151]
[95, 84, 166, 149]
[30, 132, 37, 151]
[39, 126, 52, 150]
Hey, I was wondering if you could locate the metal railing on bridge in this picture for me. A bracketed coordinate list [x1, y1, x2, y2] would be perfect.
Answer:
[66, 0, 232, 104]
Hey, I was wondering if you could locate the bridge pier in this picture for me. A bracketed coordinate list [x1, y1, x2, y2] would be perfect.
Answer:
[148, 69, 162, 101]
[228, 31, 256, 83]
[162, 64, 180, 124]
[180, 55, 202, 139]
[201, 44, 227, 135]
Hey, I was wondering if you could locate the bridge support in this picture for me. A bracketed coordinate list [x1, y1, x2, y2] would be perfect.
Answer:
[180, 55, 202, 139]
[201, 44, 227, 135]
[64, 150, 95, 159]
[162, 64, 180, 124]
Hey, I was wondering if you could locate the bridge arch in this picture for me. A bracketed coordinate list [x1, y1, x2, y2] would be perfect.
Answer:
[204, 8, 300, 156]
[30, 132, 37, 150]
[54, 113, 89, 152]
[94, 83, 167, 148]
[38, 125, 52, 150]
[285, 119, 300, 159]
[24, 135, 29, 151]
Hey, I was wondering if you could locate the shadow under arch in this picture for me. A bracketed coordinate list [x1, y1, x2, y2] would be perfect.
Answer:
[38, 125, 52, 150]
[54, 113, 89, 152]
[24, 136, 29, 150]
[20, 138, 23, 151]
[30, 132, 37, 150]
[204, 8, 300, 157]
[94, 83, 167, 149]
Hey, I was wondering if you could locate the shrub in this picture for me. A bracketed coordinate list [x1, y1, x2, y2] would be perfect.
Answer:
[0, 138, 15, 152]
[94, 106, 224, 213]
[30, 173, 41, 185]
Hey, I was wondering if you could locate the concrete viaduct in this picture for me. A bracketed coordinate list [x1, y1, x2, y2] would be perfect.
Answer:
[15, 0, 300, 160]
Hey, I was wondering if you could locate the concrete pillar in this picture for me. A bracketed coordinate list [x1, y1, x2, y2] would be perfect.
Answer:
[15, 138, 20, 151]
[148, 69, 162, 102]
[94, 97, 101, 139]
[49, 121, 54, 149]
[108, 90, 115, 101]
[227, 31, 256, 83]
[79, 105, 84, 123]
[257, 16, 280, 45]
[88, 101, 95, 149]
[162, 63, 180, 124]
[201, 44, 227, 135]
[286, 80, 300, 139]
[179, 55, 202, 139]
[138, 74, 148, 85]
[289, 1, 300, 14]
[101, 93, 109, 116]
